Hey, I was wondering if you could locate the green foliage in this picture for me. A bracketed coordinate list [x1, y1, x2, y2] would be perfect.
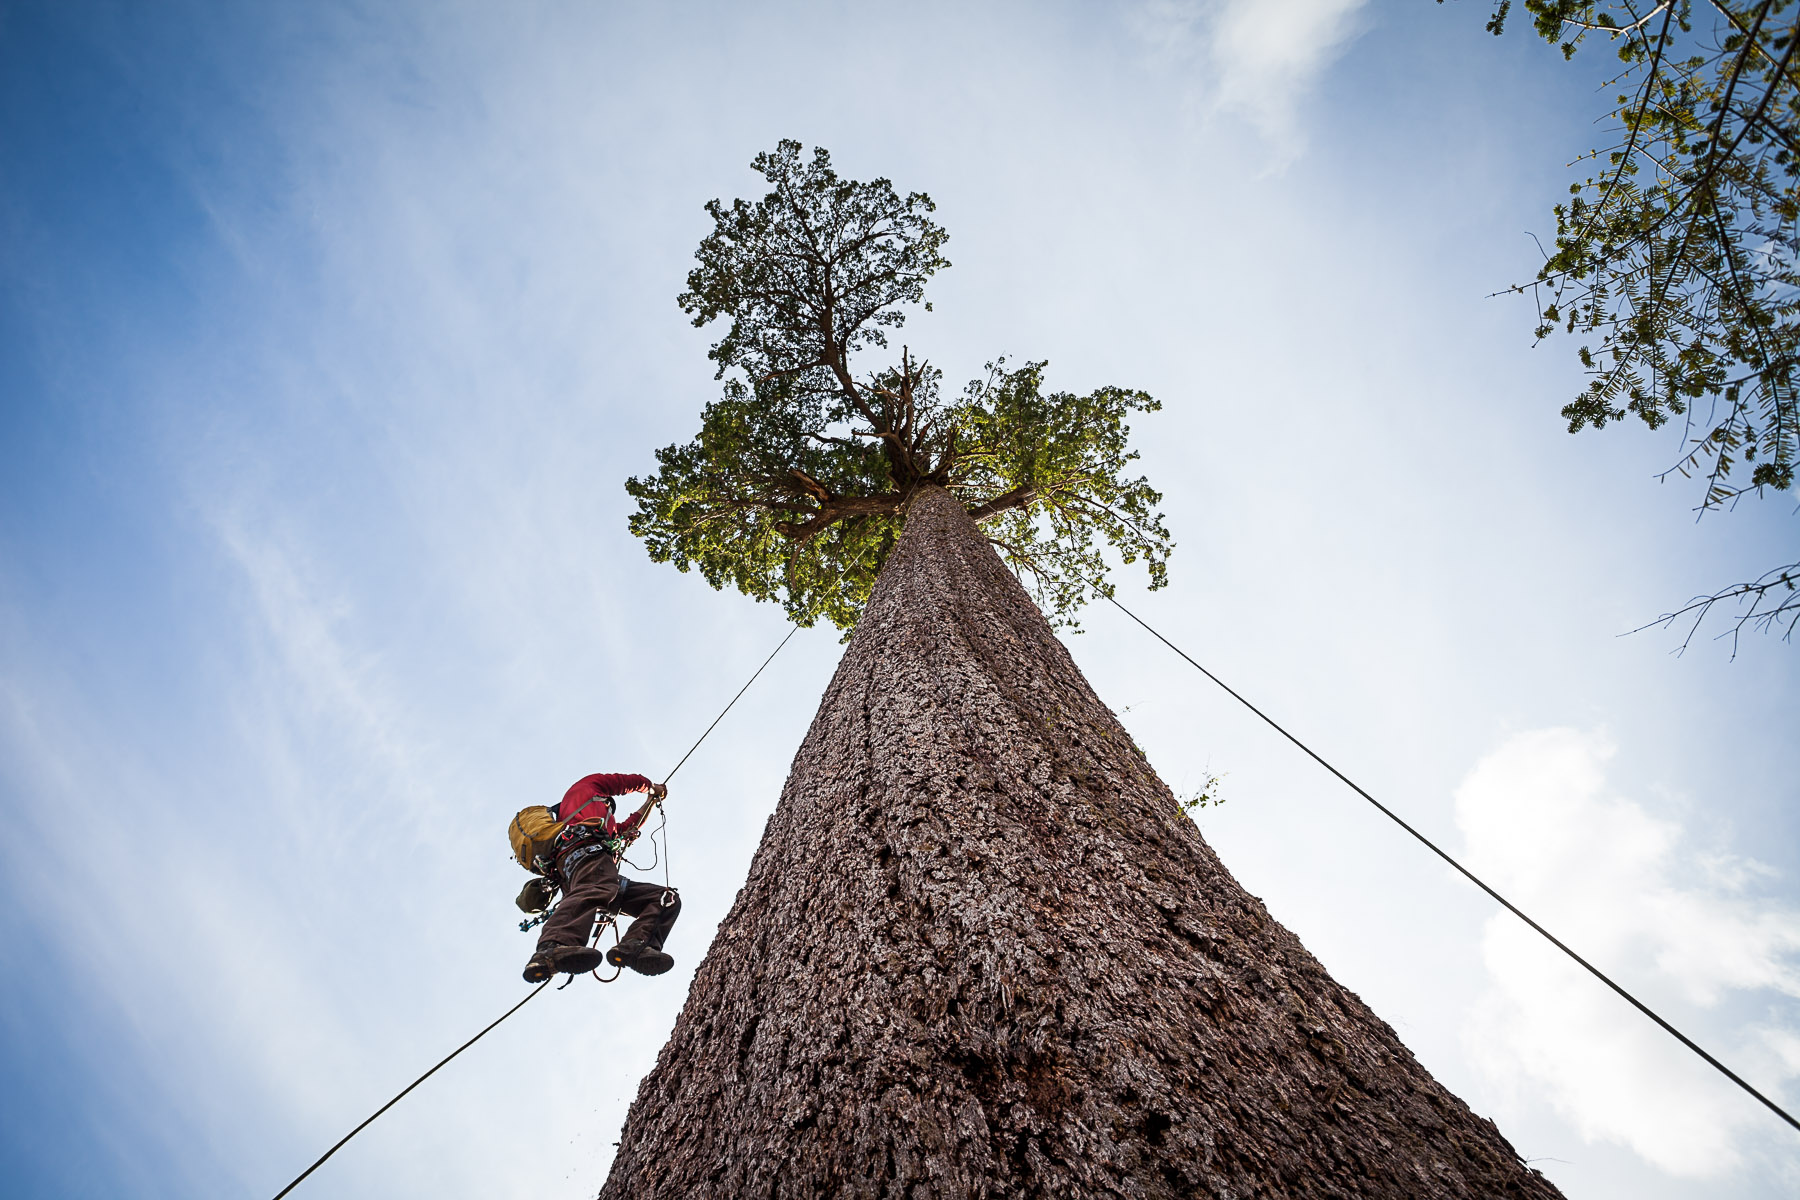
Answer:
[678, 140, 950, 433]
[1178, 768, 1227, 815]
[625, 398, 902, 631]
[627, 142, 1173, 632]
[1480, 0, 1800, 646]
[957, 362, 1170, 624]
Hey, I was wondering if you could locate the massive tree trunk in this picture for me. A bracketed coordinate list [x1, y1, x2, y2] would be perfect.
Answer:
[601, 485, 1560, 1199]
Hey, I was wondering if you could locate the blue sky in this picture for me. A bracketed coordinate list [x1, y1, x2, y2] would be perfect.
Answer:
[2, 1, 1796, 1197]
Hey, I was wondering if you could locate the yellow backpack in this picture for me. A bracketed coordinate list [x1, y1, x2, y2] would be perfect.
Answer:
[508, 805, 565, 871]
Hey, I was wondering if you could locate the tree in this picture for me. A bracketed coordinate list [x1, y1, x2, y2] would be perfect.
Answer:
[1479, 1, 1800, 649]
[627, 140, 1170, 633]
[607, 145, 1562, 1198]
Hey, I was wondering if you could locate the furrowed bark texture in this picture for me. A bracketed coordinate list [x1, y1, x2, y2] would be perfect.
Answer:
[601, 485, 1560, 1199]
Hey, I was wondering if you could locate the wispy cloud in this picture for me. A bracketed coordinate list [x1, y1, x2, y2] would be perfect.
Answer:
[1128, 0, 1371, 156]
[1455, 728, 1800, 1175]
[210, 506, 434, 817]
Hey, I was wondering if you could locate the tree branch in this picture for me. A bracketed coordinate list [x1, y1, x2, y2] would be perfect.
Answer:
[772, 493, 906, 542]
[966, 484, 1037, 522]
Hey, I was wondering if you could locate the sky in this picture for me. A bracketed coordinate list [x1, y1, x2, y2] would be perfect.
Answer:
[1, 1, 1796, 1197]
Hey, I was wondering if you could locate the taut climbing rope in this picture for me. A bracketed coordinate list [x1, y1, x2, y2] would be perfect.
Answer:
[1096, 587, 1800, 1137]
[661, 624, 800, 787]
[634, 622, 799, 908]
[269, 981, 550, 1200]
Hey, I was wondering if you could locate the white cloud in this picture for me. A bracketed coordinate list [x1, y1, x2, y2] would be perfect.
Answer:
[1129, 0, 1371, 153]
[213, 514, 409, 773]
[1455, 728, 1800, 1176]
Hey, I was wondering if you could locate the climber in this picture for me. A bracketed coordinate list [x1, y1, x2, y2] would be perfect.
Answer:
[511, 772, 682, 983]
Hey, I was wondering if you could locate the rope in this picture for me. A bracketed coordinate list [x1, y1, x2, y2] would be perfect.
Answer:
[620, 620, 806, 917]
[269, 981, 550, 1200]
[648, 623, 800, 900]
[571, 915, 622, 987]
[1098, 589, 1800, 1136]
[653, 803, 673, 904]
[660, 624, 800, 787]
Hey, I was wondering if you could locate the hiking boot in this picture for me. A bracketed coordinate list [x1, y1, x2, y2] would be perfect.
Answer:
[523, 944, 604, 982]
[553, 945, 605, 975]
[608, 941, 674, 976]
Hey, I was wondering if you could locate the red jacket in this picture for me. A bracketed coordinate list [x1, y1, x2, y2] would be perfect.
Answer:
[558, 772, 655, 836]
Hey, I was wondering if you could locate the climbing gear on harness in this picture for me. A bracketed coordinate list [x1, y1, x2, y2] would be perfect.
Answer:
[607, 940, 674, 976]
[559, 817, 629, 859]
[508, 805, 565, 870]
[558, 839, 614, 877]
[553, 820, 629, 880]
[515, 876, 554, 914]
[516, 813, 653, 938]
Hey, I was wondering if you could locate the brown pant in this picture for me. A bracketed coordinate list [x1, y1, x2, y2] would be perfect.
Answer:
[536, 850, 680, 955]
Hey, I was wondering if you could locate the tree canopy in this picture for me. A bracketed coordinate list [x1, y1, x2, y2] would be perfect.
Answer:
[1479, 1, 1800, 647]
[626, 141, 1171, 631]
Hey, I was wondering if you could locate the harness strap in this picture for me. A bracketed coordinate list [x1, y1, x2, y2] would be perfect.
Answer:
[558, 841, 613, 876]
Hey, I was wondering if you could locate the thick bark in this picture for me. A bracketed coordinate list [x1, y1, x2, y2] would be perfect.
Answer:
[601, 485, 1561, 1199]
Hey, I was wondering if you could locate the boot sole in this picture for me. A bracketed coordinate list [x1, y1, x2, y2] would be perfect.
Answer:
[555, 946, 605, 975]
[608, 945, 674, 976]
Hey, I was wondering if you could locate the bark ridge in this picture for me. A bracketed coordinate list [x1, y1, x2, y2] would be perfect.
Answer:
[601, 486, 1561, 1199]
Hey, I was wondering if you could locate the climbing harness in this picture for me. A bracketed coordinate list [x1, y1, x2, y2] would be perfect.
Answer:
[1096, 586, 1800, 1138]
